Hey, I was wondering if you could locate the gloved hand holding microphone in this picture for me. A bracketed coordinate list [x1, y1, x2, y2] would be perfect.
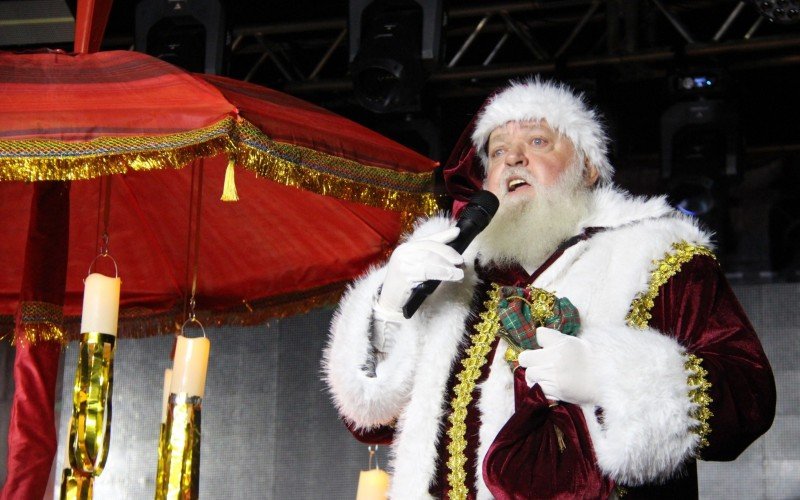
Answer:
[374, 226, 466, 322]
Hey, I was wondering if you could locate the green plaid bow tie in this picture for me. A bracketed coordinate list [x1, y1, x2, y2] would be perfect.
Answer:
[495, 285, 581, 367]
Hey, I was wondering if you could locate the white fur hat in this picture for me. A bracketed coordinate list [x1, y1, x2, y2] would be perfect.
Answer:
[470, 77, 613, 184]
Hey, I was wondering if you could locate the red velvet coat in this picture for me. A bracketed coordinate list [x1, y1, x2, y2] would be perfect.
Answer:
[327, 187, 776, 499]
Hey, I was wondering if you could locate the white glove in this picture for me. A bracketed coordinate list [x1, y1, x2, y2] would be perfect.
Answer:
[517, 327, 598, 406]
[375, 226, 464, 322]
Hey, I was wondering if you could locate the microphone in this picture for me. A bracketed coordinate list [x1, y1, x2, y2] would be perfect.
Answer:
[402, 190, 500, 319]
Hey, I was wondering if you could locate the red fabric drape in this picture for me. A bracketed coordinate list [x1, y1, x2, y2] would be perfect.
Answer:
[1, 181, 70, 500]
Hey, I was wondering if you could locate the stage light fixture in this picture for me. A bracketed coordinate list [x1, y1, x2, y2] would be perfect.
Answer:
[349, 0, 442, 113]
[135, 0, 226, 75]
[661, 72, 740, 253]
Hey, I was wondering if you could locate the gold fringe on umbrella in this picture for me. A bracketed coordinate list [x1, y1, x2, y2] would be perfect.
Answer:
[9, 301, 66, 346]
[0, 118, 236, 182]
[1, 116, 442, 219]
[232, 120, 442, 218]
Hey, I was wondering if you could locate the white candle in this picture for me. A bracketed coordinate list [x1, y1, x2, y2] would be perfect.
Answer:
[356, 469, 390, 500]
[79, 273, 121, 335]
[170, 335, 210, 398]
[161, 369, 173, 423]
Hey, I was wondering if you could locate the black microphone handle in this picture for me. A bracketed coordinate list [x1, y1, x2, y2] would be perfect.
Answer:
[402, 279, 441, 318]
[400, 190, 498, 319]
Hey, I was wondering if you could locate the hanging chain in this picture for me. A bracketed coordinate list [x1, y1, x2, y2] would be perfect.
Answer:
[96, 176, 113, 256]
[184, 161, 204, 324]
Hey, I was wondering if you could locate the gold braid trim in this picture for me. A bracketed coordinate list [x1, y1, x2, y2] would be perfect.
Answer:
[446, 284, 502, 499]
[626, 241, 716, 329]
[685, 354, 714, 450]
[9, 301, 66, 345]
[625, 241, 716, 452]
[233, 120, 442, 219]
[0, 118, 236, 181]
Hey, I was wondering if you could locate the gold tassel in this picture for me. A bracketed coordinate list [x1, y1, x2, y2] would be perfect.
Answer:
[554, 424, 566, 453]
[220, 159, 239, 202]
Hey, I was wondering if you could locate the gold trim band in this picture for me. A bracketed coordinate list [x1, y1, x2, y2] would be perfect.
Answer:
[685, 354, 713, 451]
[626, 241, 715, 329]
[446, 284, 502, 499]
[625, 241, 716, 453]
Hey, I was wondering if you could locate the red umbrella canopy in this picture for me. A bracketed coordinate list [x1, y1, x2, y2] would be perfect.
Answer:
[0, 50, 440, 339]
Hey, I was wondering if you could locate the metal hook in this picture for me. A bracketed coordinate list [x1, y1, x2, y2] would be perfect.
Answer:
[368, 445, 380, 470]
[99, 232, 110, 256]
[180, 316, 207, 339]
[86, 252, 119, 278]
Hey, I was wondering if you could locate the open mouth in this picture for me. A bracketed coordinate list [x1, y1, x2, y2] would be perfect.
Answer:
[507, 178, 530, 193]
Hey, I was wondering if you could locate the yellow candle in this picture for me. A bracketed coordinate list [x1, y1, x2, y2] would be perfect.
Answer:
[356, 469, 390, 500]
[79, 273, 121, 335]
[170, 335, 210, 398]
[161, 368, 173, 423]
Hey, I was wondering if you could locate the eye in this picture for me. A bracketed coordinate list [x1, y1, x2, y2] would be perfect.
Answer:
[530, 136, 550, 148]
[489, 147, 505, 159]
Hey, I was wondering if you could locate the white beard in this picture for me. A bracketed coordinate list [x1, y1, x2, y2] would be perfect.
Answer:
[474, 158, 592, 272]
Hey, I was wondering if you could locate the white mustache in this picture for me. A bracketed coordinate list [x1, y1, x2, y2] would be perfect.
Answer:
[498, 167, 539, 196]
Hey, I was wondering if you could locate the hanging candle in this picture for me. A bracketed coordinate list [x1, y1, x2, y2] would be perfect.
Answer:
[170, 335, 210, 398]
[65, 257, 122, 492]
[158, 330, 211, 500]
[79, 273, 121, 335]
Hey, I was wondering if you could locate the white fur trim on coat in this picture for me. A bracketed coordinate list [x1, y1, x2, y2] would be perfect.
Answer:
[580, 325, 699, 486]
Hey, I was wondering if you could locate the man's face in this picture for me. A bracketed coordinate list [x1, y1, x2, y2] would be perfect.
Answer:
[484, 120, 582, 202]
[476, 120, 597, 269]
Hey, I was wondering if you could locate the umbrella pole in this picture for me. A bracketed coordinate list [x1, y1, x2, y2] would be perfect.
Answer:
[0, 181, 70, 500]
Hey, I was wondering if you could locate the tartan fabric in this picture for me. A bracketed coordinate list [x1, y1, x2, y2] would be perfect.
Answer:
[496, 285, 581, 367]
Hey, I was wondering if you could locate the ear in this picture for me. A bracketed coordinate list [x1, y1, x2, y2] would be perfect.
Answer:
[583, 158, 600, 187]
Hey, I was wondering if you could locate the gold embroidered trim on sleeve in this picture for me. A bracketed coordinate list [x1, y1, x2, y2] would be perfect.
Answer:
[445, 284, 502, 500]
[685, 354, 713, 450]
[626, 241, 715, 329]
[624, 241, 715, 452]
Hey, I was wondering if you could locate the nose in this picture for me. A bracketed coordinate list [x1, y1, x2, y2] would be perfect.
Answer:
[504, 142, 527, 167]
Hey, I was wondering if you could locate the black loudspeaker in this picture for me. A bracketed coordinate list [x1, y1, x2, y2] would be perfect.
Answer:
[135, 0, 225, 75]
[660, 76, 741, 254]
[348, 0, 442, 113]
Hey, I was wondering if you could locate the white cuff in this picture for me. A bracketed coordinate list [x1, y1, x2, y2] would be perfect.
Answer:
[580, 325, 699, 486]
